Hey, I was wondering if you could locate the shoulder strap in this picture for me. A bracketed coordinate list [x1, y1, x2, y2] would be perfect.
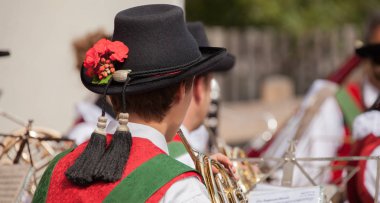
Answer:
[168, 141, 188, 158]
[336, 86, 363, 132]
[104, 154, 197, 203]
[32, 148, 73, 203]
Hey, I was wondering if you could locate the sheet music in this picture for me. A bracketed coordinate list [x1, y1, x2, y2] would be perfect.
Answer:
[248, 184, 323, 203]
[0, 164, 32, 203]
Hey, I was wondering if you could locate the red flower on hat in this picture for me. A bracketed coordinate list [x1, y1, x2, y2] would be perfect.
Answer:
[83, 38, 129, 84]
[109, 41, 129, 62]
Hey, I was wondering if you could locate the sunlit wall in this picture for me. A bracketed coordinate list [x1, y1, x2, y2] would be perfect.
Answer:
[0, 0, 184, 133]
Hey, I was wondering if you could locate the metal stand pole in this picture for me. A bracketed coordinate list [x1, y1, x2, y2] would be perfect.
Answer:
[282, 141, 296, 187]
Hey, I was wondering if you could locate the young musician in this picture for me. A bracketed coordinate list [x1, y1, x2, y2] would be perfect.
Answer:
[168, 22, 235, 167]
[347, 97, 380, 203]
[32, 5, 233, 202]
[254, 12, 380, 186]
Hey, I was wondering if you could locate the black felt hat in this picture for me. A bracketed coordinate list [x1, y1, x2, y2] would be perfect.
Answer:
[356, 43, 380, 57]
[0, 51, 10, 57]
[81, 4, 226, 95]
[187, 22, 235, 72]
[356, 43, 380, 64]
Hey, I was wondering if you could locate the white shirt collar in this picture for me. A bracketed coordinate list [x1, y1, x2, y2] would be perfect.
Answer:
[107, 121, 169, 154]
[363, 79, 380, 108]
[180, 125, 209, 154]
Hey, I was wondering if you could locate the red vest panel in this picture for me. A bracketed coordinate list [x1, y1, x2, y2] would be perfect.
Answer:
[46, 135, 200, 203]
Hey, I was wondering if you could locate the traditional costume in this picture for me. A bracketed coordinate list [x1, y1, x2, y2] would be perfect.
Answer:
[167, 22, 235, 167]
[34, 124, 207, 202]
[346, 108, 380, 203]
[33, 4, 228, 202]
[256, 43, 380, 186]
[332, 44, 380, 184]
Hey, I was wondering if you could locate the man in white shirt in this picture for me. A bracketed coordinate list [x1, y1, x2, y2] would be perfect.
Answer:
[261, 12, 380, 186]
[344, 102, 380, 203]
[33, 5, 234, 202]
[169, 22, 235, 167]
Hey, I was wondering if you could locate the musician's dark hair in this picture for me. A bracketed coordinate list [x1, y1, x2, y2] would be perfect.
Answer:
[110, 79, 193, 122]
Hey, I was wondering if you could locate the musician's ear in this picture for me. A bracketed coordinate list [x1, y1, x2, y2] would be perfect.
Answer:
[193, 76, 203, 104]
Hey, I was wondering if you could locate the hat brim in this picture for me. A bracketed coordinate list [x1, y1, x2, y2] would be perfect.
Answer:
[0, 51, 10, 57]
[212, 53, 235, 72]
[356, 44, 380, 57]
[81, 47, 226, 95]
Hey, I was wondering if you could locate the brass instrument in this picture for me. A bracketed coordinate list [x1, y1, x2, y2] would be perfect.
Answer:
[177, 130, 247, 203]
[206, 128, 261, 193]
[206, 79, 261, 193]
[227, 147, 261, 193]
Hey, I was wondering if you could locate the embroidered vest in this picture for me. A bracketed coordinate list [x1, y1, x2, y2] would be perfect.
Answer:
[32, 135, 200, 203]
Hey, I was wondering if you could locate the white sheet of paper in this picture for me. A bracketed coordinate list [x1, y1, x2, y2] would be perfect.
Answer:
[248, 185, 323, 203]
[254, 183, 293, 191]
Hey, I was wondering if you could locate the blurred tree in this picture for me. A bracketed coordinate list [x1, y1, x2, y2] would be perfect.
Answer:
[185, 0, 380, 35]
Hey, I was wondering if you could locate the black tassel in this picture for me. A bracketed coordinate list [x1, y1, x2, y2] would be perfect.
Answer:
[65, 116, 107, 186]
[94, 113, 132, 182]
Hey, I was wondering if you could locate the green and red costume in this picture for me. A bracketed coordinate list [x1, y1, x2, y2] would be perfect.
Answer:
[168, 134, 188, 159]
[345, 134, 380, 203]
[354, 135, 380, 203]
[332, 82, 365, 183]
[33, 135, 200, 203]
[248, 82, 364, 159]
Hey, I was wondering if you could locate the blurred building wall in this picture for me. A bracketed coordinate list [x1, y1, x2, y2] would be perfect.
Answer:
[0, 0, 183, 133]
[209, 26, 361, 101]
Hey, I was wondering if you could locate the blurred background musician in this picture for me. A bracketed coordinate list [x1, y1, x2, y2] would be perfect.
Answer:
[169, 22, 235, 167]
[250, 12, 380, 186]
[346, 96, 380, 203]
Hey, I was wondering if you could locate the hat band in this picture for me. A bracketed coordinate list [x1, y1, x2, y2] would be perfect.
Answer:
[111, 55, 201, 86]
[128, 55, 202, 78]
